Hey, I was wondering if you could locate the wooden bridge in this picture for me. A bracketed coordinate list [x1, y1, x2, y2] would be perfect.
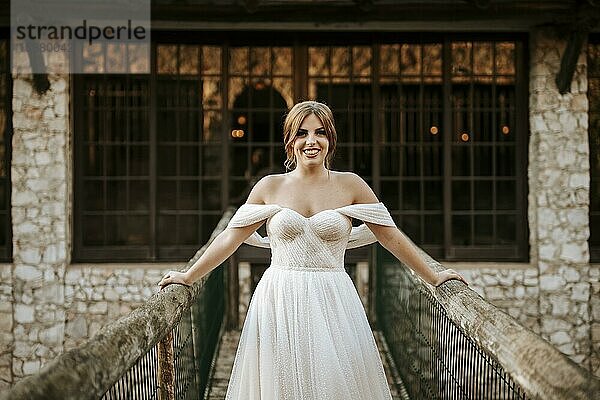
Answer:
[1, 208, 598, 400]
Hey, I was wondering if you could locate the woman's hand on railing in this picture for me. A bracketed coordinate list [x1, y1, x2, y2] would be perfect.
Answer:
[433, 268, 469, 287]
[158, 270, 192, 289]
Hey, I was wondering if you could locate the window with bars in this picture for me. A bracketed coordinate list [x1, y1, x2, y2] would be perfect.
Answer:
[74, 34, 527, 262]
[308, 39, 526, 260]
[308, 46, 374, 183]
[588, 39, 600, 263]
[74, 44, 225, 261]
[0, 37, 11, 261]
[448, 42, 524, 260]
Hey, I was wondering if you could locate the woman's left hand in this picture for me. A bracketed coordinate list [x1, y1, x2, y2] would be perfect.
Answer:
[433, 268, 468, 287]
[158, 270, 191, 289]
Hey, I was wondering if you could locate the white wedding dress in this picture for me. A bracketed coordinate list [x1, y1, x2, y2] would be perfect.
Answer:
[224, 202, 396, 400]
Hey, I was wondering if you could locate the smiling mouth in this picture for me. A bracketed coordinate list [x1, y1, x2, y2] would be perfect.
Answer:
[303, 148, 320, 157]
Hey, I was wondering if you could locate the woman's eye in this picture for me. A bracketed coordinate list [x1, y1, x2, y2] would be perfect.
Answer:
[296, 130, 307, 136]
[316, 130, 326, 135]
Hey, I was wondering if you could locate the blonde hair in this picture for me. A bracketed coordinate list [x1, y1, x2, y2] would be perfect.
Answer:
[282, 101, 337, 171]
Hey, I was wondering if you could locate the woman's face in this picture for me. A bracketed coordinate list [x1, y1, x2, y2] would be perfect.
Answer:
[293, 113, 329, 168]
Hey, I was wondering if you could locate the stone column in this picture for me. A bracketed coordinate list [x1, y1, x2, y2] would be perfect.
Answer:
[0, 264, 13, 389]
[11, 73, 70, 380]
[528, 28, 592, 368]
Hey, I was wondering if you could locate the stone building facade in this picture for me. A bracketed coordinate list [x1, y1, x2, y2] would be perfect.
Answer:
[528, 28, 597, 370]
[0, 25, 599, 390]
[455, 28, 599, 375]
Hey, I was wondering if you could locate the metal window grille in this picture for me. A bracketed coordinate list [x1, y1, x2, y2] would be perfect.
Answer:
[74, 33, 527, 262]
[0, 37, 11, 262]
[74, 44, 226, 261]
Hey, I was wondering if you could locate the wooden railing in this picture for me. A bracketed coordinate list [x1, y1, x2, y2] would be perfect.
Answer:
[3, 205, 598, 400]
[376, 244, 599, 400]
[1, 208, 236, 400]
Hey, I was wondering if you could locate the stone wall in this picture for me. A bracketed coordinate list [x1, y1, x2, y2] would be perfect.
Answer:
[450, 264, 540, 334]
[592, 264, 600, 376]
[528, 27, 596, 373]
[1, 261, 168, 389]
[451, 260, 599, 376]
[63, 265, 168, 349]
[0, 264, 13, 389]
[10, 73, 71, 383]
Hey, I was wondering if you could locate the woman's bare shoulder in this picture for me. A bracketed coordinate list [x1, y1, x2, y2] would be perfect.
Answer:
[260, 173, 289, 187]
[331, 170, 363, 185]
[331, 171, 379, 203]
[246, 173, 287, 203]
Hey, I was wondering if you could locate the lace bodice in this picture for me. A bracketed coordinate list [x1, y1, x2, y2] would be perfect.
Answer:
[227, 202, 395, 269]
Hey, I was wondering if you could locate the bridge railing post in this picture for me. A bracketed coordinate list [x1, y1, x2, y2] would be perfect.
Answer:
[157, 330, 175, 400]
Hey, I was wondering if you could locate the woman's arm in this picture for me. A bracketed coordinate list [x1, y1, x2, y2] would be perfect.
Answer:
[368, 224, 468, 287]
[159, 176, 272, 288]
[158, 221, 265, 287]
[348, 173, 468, 287]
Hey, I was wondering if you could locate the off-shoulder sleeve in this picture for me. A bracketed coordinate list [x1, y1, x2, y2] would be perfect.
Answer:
[227, 204, 282, 228]
[227, 204, 281, 248]
[336, 202, 396, 249]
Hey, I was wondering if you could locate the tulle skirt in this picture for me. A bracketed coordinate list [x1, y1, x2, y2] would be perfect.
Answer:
[225, 264, 393, 400]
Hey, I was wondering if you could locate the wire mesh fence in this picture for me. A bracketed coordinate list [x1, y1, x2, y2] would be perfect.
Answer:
[376, 246, 528, 400]
[101, 267, 225, 400]
[102, 345, 159, 400]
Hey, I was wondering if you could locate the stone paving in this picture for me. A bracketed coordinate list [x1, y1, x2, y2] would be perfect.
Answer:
[204, 329, 408, 400]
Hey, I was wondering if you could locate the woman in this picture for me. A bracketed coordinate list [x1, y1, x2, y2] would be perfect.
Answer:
[159, 101, 468, 400]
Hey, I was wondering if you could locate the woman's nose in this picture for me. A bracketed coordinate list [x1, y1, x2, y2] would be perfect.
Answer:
[306, 132, 317, 144]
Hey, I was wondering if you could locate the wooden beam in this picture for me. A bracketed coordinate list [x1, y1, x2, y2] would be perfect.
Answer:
[157, 331, 175, 400]
[149, 2, 577, 25]
[556, 5, 600, 94]
[556, 28, 588, 94]
[24, 40, 50, 94]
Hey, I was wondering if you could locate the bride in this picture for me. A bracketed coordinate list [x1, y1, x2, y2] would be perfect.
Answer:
[159, 100, 468, 399]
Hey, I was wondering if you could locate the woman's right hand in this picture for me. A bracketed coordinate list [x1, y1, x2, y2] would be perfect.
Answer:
[158, 270, 192, 289]
[433, 268, 468, 287]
